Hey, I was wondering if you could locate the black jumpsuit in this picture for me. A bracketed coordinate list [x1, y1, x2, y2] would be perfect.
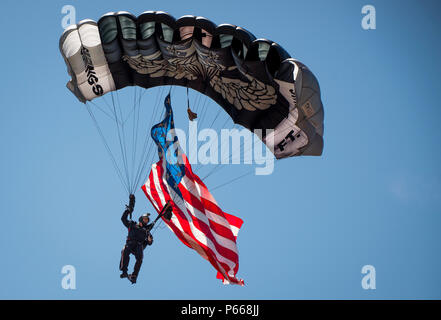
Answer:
[119, 209, 154, 277]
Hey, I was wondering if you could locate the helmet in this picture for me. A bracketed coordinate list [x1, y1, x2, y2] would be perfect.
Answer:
[138, 213, 150, 223]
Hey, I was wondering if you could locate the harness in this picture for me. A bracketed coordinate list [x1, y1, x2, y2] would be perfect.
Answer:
[126, 222, 149, 245]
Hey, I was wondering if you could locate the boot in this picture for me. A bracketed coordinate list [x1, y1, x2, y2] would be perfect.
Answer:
[128, 274, 137, 284]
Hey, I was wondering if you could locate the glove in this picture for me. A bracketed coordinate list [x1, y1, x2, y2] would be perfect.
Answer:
[125, 205, 133, 213]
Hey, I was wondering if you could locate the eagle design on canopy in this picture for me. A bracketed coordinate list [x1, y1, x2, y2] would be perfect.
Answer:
[122, 51, 203, 81]
[124, 45, 277, 112]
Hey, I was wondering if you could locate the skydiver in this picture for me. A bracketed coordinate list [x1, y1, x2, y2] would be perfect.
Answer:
[119, 194, 154, 284]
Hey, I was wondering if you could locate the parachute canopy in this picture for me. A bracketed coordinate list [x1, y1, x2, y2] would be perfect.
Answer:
[60, 10, 324, 159]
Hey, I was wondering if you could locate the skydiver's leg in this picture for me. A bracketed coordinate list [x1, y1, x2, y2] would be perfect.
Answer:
[120, 244, 131, 274]
[132, 245, 144, 277]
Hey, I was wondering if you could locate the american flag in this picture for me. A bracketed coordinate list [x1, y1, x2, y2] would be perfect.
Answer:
[142, 94, 244, 285]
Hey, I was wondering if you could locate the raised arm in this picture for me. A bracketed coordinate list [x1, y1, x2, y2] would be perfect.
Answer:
[121, 208, 132, 228]
[121, 194, 135, 228]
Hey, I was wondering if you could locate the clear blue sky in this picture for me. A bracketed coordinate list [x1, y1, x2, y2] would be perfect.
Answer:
[0, 0, 440, 299]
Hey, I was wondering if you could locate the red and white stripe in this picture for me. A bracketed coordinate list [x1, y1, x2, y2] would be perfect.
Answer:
[142, 154, 244, 286]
